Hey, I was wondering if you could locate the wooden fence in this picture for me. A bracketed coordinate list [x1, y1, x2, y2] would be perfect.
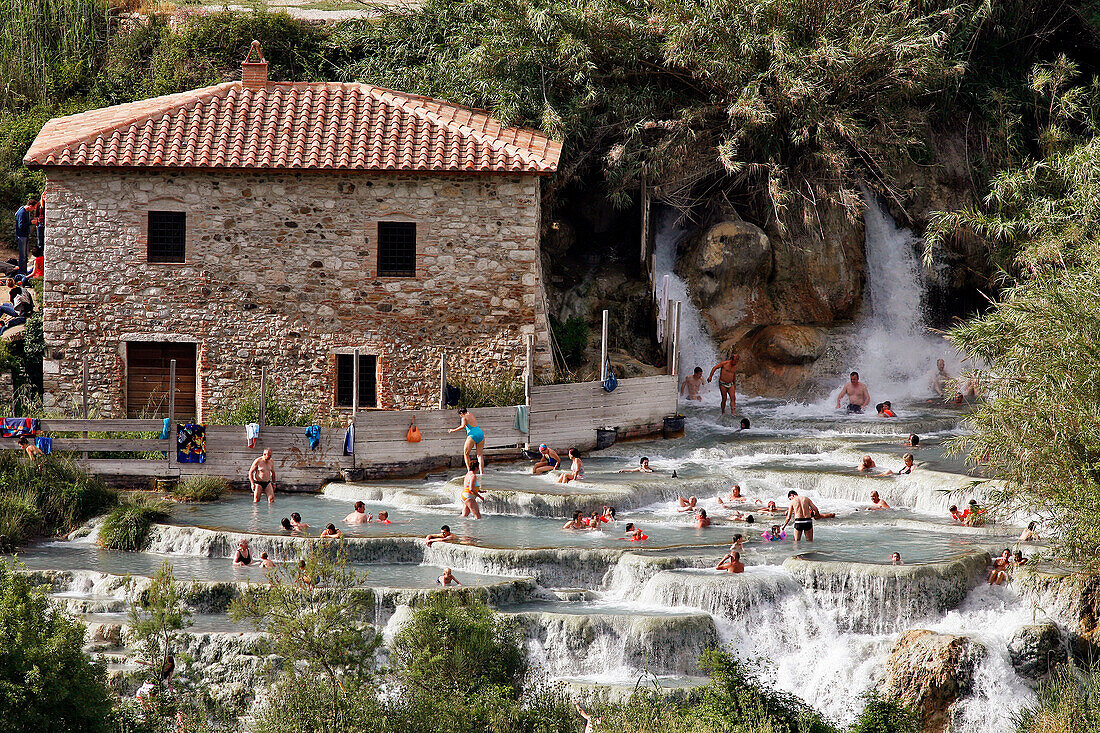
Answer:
[9, 375, 678, 489]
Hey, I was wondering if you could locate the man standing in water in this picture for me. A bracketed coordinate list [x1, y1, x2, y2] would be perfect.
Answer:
[680, 367, 706, 401]
[707, 353, 739, 414]
[931, 359, 953, 399]
[836, 371, 871, 414]
[781, 490, 821, 542]
[249, 449, 277, 503]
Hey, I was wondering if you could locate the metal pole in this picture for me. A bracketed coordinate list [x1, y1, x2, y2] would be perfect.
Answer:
[352, 349, 360, 417]
[672, 301, 682, 379]
[600, 310, 609, 382]
[168, 359, 176, 421]
[81, 358, 88, 461]
[259, 367, 266, 428]
[439, 351, 448, 409]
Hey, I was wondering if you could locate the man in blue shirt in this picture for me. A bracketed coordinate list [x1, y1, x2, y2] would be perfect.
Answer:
[14, 195, 37, 274]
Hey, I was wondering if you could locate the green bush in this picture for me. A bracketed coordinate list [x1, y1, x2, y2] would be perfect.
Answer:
[172, 475, 230, 503]
[0, 452, 116, 548]
[0, 490, 41, 551]
[450, 371, 525, 409]
[0, 560, 115, 732]
[97, 494, 169, 551]
[551, 316, 589, 371]
[208, 383, 319, 427]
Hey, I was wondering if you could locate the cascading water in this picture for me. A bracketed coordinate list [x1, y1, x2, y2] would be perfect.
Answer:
[652, 212, 720, 386]
[846, 190, 960, 401]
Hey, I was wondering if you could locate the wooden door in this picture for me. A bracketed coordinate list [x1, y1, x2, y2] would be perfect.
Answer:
[126, 342, 197, 419]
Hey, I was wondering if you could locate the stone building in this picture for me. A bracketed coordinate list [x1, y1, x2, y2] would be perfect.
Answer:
[25, 46, 560, 419]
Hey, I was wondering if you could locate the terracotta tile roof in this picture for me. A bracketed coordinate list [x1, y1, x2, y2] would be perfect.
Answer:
[24, 82, 561, 175]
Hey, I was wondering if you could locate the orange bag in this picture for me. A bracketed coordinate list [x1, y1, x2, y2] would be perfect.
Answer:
[406, 416, 422, 443]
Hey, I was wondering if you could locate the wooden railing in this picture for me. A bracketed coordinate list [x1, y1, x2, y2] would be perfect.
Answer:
[7, 375, 678, 488]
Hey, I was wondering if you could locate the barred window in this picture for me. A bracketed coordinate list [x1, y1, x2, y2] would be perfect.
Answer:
[336, 354, 378, 408]
[377, 221, 416, 277]
[147, 211, 186, 263]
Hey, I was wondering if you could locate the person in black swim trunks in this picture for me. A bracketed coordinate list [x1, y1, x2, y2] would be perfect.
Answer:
[781, 490, 821, 542]
[249, 449, 276, 504]
[836, 372, 871, 413]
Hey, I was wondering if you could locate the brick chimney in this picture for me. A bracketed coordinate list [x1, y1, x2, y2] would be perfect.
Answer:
[241, 40, 268, 90]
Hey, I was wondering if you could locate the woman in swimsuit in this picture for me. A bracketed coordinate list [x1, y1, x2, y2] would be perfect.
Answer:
[233, 539, 252, 566]
[563, 511, 587, 530]
[449, 408, 485, 474]
[1019, 521, 1039, 542]
[557, 449, 584, 484]
[531, 444, 560, 475]
[461, 460, 485, 519]
[988, 549, 1011, 585]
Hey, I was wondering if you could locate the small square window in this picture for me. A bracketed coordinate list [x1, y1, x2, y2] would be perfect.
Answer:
[377, 221, 416, 277]
[336, 354, 378, 408]
[147, 211, 186, 263]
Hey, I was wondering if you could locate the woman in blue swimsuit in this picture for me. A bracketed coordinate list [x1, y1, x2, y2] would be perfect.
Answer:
[449, 407, 485, 473]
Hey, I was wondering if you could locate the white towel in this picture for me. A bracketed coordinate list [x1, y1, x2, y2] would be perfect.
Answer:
[656, 274, 670, 342]
[246, 423, 260, 447]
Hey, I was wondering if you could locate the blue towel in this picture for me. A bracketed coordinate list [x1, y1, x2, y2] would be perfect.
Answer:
[306, 425, 321, 451]
[343, 424, 354, 456]
[158, 418, 170, 440]
[513, 404, 528, 433]
[35, 436, 51, 455]
[2, 417, 38, 437]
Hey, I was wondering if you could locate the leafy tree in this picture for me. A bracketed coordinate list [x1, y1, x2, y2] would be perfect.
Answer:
[0, 559, 114, 732]
[129, 561, 192, 691]
[230, 546, 380, 733]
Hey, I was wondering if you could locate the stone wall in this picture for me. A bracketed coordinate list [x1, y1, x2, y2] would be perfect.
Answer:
[42, 169, 552, 418]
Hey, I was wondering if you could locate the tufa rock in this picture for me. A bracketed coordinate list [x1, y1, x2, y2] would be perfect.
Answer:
[885, 629, 984, 733]
[1008, 622, 1066, 679]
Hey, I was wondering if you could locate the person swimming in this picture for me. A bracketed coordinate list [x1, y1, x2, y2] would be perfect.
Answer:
[729, 513, 756, 524]
[290, 512, 309, 530]
[618, 456, 654, 473]
[344, 501, 372, 524]
[280, 517, 294, 532]
[563, 511, 587, 530]
[865, 491, 891, 510]
[891, 552, 903, 565]
[905, 434, 920, 448]
[376, 511, 392, 524]
[762, 525, 786, 541]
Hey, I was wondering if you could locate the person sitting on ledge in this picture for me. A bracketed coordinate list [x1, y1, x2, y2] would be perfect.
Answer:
[857, 455, 877, 472]
[557, 449, 585, 484]
[425, 525, 455, 546]
[320, 523, 342, 539]
[531, 444, 561, 475]
[878, 453, 915, 476]
[677, 496, 699, 512]
[988, 549, 1011, 585]
[344, 501, 371, 524]
[716, 550, 745, 574]
[618, 456, 654, 473]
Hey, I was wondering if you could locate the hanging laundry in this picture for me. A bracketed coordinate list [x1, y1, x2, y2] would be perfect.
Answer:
[246, 423, 260, 448]
[305, 425, 321, 450]
[177, 424, 206, 464]
[343, 424, 354, 456]
[513, 404, 529, 433]
[656, 274, 670, 342]
[35, 436, 52, 455]
[158, 418, 171, 440]
[1, 417, 38, 437]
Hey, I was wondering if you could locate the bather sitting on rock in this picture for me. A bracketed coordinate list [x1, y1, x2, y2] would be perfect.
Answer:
[694, 509, 713, 528]
[437, 567, 462, 586]
[618, 456, 654, 473]
[865, 491, 891, 510]
[877, 453, 915, 476]
[319, 523, 342, 539]
[425, 525, 456, 546]
[557, 449, 585, 484]
[531, 444, 561, 475]
[677, 496, 699, 512]
[988, 549, 1012, 585]
[715, 550, 745, 574]
[857, 455, 877, 472]
[344, 501, 372, 524]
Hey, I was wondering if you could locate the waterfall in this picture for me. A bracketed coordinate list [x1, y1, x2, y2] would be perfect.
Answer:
[848, 190, 957, 400]
[652, 212, 720, 384]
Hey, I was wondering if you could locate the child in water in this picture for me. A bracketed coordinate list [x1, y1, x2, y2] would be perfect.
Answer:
[621, 523, 647, 541]
[437, 567, 462, 586]
[762, 525, 786, 541]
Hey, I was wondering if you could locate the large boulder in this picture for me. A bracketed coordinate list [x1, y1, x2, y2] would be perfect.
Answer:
[884, 629, 984, 733]
[1008, 622, 1066, 679]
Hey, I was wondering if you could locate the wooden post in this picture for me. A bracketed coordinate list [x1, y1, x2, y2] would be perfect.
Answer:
[352, 349, 360, 417]
[259, 367, 267, 428]
[81, 358, 88, 462]
[439, 351, 448, 409]
[600, 309, 609, 382]
[167, 359, 176, 422]
[671, 301, 682, 379]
